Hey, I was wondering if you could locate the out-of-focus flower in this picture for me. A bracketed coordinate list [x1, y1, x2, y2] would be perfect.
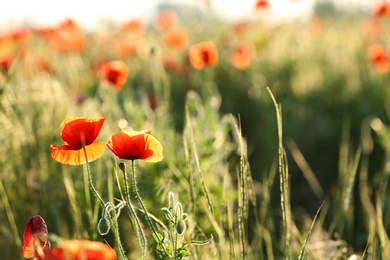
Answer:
[364, 18, 383, 37]
[106, 129, 163, 163]
[45, 19, 86, 52]
[0, 35, 14, 56]
[309, 16, 324, 36]
[163, 27, 188, 50]
[0, 54, 13, 73]
[43, 240, 116, 260]
[115, 39, 146, 59]
[230, 43, 253, 70]
[189, 41, 218, 70]
[368, 44, 388, 73]
[50, 117, 105, 165]
[121, 19, 146, 36]
[254, 0, 270, 10]
[374, 2, 390, 18]
[10, 27, 32, 45]
[22, 215, 50, 259]
[154, 9, 178, 29]
[98, 60, 129, 91]
[162, 57, 180, 72]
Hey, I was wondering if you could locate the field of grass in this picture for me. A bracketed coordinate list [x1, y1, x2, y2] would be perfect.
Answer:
[0, 5, 389, 260]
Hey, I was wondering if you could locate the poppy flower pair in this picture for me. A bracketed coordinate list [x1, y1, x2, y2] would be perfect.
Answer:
[50, 117, 163, 165]
[22, 215, 116, 260]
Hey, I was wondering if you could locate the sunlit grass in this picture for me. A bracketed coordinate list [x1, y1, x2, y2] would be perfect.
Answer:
[0, 12, 389, 259]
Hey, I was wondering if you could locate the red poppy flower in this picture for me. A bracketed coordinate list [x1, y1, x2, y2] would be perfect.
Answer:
[43, 240, 116, 260]
[106, 129, 163, 163]
[10, 27, 32, 45]
[189, 41, 219, 70]
[0, 54, 13, 73]
[98, 60, 129, 92]
[374, 2, 390, 18]
[22, 215, 50, 259]
[51, 117, 105, 165]
[368, 44, 388, 73]
[230, 43, 253, 70]
[46, 19, 86, 52]
[154, 9, 178, 29]
[122, 19, 146, 36]
[163, 28, 188, 50]
[254, 0, 270, 10]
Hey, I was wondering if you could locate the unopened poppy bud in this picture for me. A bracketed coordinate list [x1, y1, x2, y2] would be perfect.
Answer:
[119, 162, 126, 171]
[176, 219, 186, 235]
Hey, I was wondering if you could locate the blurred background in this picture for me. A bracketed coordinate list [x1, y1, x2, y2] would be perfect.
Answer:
[0, 0, 389, 259]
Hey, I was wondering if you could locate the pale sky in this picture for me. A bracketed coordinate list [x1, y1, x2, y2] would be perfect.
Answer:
[0, 0, 383, 30]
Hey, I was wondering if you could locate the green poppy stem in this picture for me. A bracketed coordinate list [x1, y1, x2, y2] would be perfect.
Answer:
[82, 146, 127, 260]
[130, 160, 159, 240]
[120, 163, 147, 255]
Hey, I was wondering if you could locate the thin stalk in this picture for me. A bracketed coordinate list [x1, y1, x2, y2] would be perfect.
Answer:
[267, 87, 291, 260]
[298, 201, 325, 260]
[120, 163, 147, 255]
[0, 180, 22, 259]
[130, 160, 159, 241]
[82, 146, 127, 260]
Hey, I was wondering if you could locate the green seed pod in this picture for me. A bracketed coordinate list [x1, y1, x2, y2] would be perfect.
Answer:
[168, 192, 174, 210]
[176, 219, 186, 235]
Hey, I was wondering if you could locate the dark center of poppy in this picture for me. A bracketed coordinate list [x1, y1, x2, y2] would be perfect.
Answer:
[201, 49, 210, 64]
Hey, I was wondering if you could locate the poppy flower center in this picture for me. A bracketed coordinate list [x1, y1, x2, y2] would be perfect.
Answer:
[201, 49, 211, 64]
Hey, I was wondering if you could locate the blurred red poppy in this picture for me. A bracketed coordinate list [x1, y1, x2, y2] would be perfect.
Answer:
[106, 129, 163, 163]
[374, 2, 390, 18]
[163, 28, 188, 50]
[364, 18, 383, 37]
[189, 41, 219, 70]
[115, 40, 145, 59]
[154, 9, 178, 29]
[230, 43, 253, 70]
[42, 240, 116, 260]
[46, 19, 86, 52]
[254, 0, 270, 10]
[98, 60, 129, 92]
[122, 19, 146, 36]
[10, 27, 32, 45]
[0, 35, 14, 56]
[22, 215, 50, 259]
[368, 44, 388, 73]
[51, 117, 105, 165]
[0, 54, 13, 73]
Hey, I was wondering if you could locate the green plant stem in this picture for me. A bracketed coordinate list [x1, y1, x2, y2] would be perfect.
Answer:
[120, 164, 147, 256]
[82, 146, 127, 260]
[130, 160, 159, 238]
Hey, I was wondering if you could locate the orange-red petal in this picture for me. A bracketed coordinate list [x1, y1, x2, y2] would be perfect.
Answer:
[51, 141, 105, 165]
[189, 41, 219, 70]
[22, 215, 49, 259]
[59, 117, 105, 148]
[43, 240, 116, 260]
[106, 129, 163, 162]
[98, 61, 129, 92]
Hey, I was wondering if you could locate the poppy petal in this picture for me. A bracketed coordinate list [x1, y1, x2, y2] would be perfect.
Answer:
[143, 134, 163, 163]
[60, 117, 105, 147]
[22, 215, 49, 258]
[51, 142, 105, 165]
[106, 129, 163, 162]
[45, 240, 116, 260]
